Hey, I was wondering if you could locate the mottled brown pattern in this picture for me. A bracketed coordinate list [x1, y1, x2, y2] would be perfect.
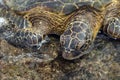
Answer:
[103, 1, 120, 39]
[0, 0, 119, 60]
[60, 6, 104, 60]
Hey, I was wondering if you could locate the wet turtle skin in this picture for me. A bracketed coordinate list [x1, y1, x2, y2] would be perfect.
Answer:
[0, 5, 46, 49]
[103, 1, 120, 39]
[0, 0, 119, 60]
[60, 6, 103, 60]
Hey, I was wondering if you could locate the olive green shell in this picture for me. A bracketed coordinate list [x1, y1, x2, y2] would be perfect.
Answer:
[3, 0, 112, 15]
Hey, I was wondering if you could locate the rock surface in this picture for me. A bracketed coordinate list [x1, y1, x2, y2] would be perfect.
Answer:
[0, 34, 120, 80]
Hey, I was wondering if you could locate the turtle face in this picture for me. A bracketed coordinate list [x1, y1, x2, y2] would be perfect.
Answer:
[60, 35, 86, 60]
[60, 21, 93, 60]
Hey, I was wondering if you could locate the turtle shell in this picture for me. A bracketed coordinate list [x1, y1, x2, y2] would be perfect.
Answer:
[3, 0, 112, 15]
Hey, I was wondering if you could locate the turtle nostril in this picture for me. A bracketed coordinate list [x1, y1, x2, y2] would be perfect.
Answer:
[65, 48, 70, 52]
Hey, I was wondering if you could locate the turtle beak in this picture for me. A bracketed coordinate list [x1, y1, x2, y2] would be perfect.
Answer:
[62, 52, 76, 60]
[62, 49, 83, 60]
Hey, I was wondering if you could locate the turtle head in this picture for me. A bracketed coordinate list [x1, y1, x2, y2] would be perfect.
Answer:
[60, 21, 93, 60]
[0, 17, 14, 38]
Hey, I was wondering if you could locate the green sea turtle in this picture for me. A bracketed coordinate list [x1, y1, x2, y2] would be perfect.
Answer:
[0, 0, 119, 60]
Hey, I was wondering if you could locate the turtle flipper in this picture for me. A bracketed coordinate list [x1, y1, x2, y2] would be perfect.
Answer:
[103, 17, 120, 39]
[103, 2, 120, 40]
[0, 7, 50, 50]
[5, 29, 50, 50]
[60, 6, 103, 60]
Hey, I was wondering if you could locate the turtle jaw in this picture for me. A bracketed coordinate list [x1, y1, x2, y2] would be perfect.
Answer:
[62, 49, 85, 60]
[62, 51, 76, 60]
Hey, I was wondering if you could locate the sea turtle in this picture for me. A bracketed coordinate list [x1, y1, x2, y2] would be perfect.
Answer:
[0, 0, 119, 60]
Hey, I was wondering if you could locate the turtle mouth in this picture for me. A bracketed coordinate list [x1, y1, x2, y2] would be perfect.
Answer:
[62, 50, 84, 60]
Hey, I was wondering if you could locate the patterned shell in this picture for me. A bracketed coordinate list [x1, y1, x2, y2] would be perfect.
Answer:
[3, 0, 112, 15]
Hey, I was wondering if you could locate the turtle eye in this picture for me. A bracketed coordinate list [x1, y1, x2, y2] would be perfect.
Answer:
[75, 44, 80, 50]
[24, 16, 28, 19]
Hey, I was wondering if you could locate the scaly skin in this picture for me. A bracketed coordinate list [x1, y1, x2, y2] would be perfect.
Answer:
[60, 6, 104, 60]
[23, 6, 69, 35]
[0, 0, 119, 60]
[103, 0, 120, 39]
[0, 17, 44, 50]
[0, 7, 48, 50]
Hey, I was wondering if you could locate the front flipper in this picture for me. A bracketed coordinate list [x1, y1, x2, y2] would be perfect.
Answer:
[5, 29, 50, 51]
[103, 17, 120, 39]
[103, 2, 120, 40]
[60, 6, 103, 60]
